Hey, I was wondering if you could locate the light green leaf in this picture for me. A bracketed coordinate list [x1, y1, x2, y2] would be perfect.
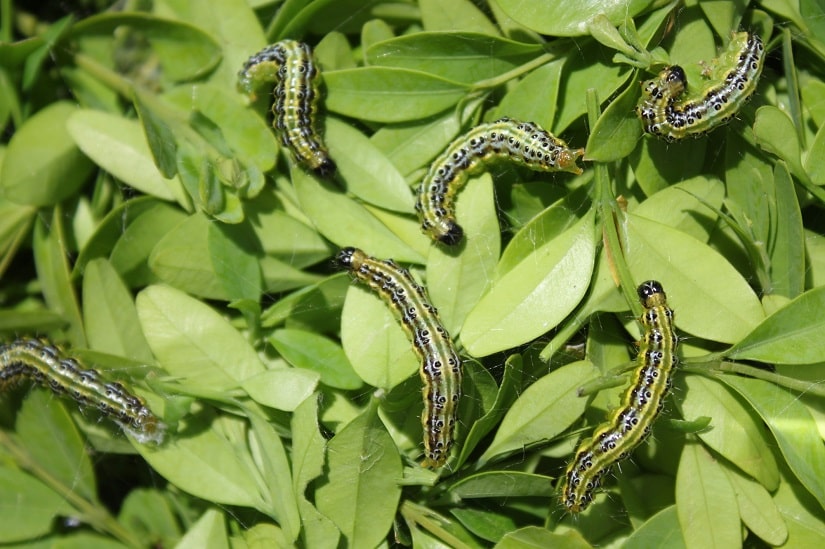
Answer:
[340, 283, 418, 390]
[135, 414, 263, 508]
[241, 369, 319, 412]
[324, 67, 468, 123]
[462, 210, 596, 357]
[727, 285, 825, 364]
[724, 466, 788, 546]
[624, 213, 764, 344]
[494, 0, 652, 36]
[137, 284, 265, 390]
[1, 102, 93, 206]
[675, 442, 740, 549]
[480, 360, 598, 463]
[366, 33, 540, 84]
[721, 376, 825, 512]
[0, 467, 75, 543]
[269, 328, 361, 390]
[67, 109, 181, 201]
[315, 400, 402, 547]
[325, 117, 413, 213]
[83, 258, 154, 362]
[677, 375, 779, 489]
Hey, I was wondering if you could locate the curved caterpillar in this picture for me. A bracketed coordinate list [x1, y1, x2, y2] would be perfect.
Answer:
[415, 117, 584, 246]
[335, 247, 462, 468]
[561, 281, 678, 513]
[238, 40, 336, 177]
[0, 338, 165, 444]
[636, 31, 765, 141]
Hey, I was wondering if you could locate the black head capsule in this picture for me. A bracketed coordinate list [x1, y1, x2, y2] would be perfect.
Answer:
[637, 280, 665, 306]
[437, 222, 464, 246]
[334, 247, 357, 270]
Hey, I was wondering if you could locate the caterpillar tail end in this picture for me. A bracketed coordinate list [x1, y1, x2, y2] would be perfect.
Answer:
[560, 147, 586, 175]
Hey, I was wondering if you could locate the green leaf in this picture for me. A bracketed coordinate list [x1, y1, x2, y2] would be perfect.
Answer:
[753, 106, 809, 185]
[721, 375, 825, 512]
[724, 466, 788, 546]
[83, 258, 154, 362]
[456, 354, 523, 466]
[135, 413, 264, 508]
[67, 109, 181, 201]
[340, 283, 418, 390]
[675, 442, 740, 549]
[366, 32, 540, 84]
[451, 471, 554, 499]
[479, 360, 598, 463]
[325, 117, 413, 213]
[245, 409, 300, 540]
[71, 13, 222, 81]
[494, 0, 652, 36]
[315, 400, 402, 547]
[623, 506, 686, 549]
[269, 328, 361, 390]
[137, 284, 265, 390]
[324, 67, 469, 123]
[174, 509, 229, 549]
[624, 213, 764, 344]
[118, 489, 181, 546]
[676, 375, 779, 490]
[109, 201, 188, 286]
[632, 176, 724, 242]
[727, 285, 825, 363]
[291, 398, 342, 547]
[241, 369, 319, 412]
[33, 210, 86, 347]
[292, 165, 423, 264]
[16, 390, 98, 503]
[773, 476, 825, 546]
[585, 77, 642, 162]
[207, 222, 262, 302]
[0, 467, 75, 543]
[494, 60, 564, 129]
[427, 175, 500, 334]
[420, 0, 501, 34]
[769, 162, 805, 298]
[496, 526, 591, 549]
[461, 210, 596, 357]
[370, 107, 466, 178]
[1, 102, 94, 206]
[260, 274, 348, 333]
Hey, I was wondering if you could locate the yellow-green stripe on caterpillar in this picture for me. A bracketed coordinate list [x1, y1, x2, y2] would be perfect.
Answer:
[0, 338, 165, 444]
[335, 247, 462, 468]
[561, 281, 678, 513]
[636, 31, 765, 141]
[415, 117, 584, 246]
[238, 40, 336, 177]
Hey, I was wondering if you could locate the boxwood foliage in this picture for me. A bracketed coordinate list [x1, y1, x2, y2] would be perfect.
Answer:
[1, 0, 825, 547]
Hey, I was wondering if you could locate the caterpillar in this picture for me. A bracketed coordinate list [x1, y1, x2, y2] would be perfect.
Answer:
[0, 338, 165, 444]
[636, 31, 765, 141]
[238, 40, 336, 177]
[335, 247, 462, 468]
[561, 281, 678, 513]
[414, 117, 584, 246]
